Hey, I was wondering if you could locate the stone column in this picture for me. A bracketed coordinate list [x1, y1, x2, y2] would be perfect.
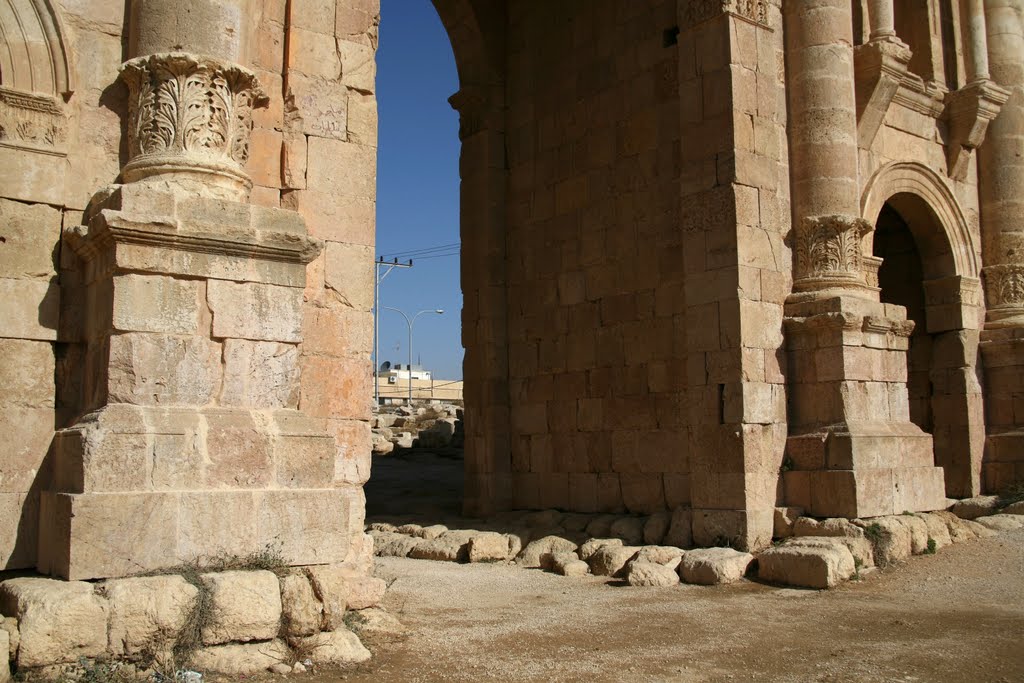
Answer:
[963, 0, 992, 84]
[978, 0, 1024, 492]
[867, 0, 896, 40]
[782, 0, 946, 518]
[40, 0, 364, 580]
[120, 0, 262, 201]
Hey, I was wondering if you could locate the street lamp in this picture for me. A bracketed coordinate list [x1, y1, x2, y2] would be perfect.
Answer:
[383, 306, 444, 405]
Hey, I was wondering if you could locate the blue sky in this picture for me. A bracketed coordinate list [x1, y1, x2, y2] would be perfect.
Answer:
[375, 0, 463, 380]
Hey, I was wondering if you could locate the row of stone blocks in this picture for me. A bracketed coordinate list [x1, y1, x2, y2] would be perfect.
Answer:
[369, 500, 1024, 590]
[0, 563, 388, 677]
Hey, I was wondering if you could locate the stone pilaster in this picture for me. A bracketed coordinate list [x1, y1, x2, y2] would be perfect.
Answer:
[978, 0, 1024, 492]
[782, 0, 945, 517]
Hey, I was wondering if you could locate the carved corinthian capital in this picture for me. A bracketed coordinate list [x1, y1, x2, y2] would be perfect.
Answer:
[982, 264, 1024, 327]
[119, 53, 266, 199]
[792, 214, 875, 295]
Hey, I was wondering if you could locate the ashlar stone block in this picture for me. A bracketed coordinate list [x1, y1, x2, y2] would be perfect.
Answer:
[104, 575, 199, 656]
[200, 570, 282, 645]
[207, 280, 303, 343]
[0, 577, 108, 667]
[220, 339, 300, 408]
[107, 333, 221, 406]
[112, 274, 200, 334]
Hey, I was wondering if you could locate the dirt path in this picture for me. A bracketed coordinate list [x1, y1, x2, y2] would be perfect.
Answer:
[319, 529, 1023, 683]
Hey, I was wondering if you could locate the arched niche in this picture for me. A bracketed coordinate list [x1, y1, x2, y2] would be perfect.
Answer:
[0, 0, 74, 98]
[861, 161, 980, 280]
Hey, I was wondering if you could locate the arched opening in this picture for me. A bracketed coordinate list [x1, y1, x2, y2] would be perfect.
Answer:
[875, 203, 932, 432]
[363, 0, 505, 524]
[870, 191, 985, 497]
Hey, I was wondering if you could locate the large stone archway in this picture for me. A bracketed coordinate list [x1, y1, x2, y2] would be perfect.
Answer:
[861, 161, 986, 497]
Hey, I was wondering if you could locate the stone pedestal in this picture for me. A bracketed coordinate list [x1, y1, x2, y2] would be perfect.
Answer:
[783, 296, 946, 518]
[41, 186, 355, 580]
[979, 327, 1024, 493]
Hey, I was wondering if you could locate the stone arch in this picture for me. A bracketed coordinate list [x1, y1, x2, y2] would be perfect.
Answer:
[863, 161, 986, 498]
[0, 0, 74, 97]
[861, 161, 980, 279]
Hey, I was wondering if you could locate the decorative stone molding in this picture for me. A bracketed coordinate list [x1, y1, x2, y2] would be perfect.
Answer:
[119, 53, 266, 196]
[679, 0, 769, 29]
[0, 86, 67, 153]
[792, 215, 874, 294]
[943, 79, 1010, 182]
[853, 38, 911, 150]
[982, 264, 1024, 323]
[448, 83, 503, 140]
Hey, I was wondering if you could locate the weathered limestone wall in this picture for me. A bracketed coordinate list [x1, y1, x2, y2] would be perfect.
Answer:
[503, 0, 686, 514]
[0, 0, 380, 575]
[0, 0, 125, 569]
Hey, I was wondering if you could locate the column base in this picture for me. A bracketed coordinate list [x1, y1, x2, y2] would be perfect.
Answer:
[983, 430, 1024, 494]
[783, 421, 946, 518]
[691, 508, 774, 552]
[41, 403, 358, 580]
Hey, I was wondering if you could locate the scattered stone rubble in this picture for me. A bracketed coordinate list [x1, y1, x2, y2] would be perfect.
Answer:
[369, 495, 1024, 591]
[371, 403, 464, 455]
[0, 542, 400, 679]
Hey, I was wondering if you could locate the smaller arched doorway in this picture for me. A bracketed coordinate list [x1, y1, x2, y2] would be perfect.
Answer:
[862, 163, 985, 498]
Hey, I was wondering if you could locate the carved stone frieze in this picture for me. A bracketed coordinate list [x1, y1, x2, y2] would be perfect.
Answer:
[680, 0, 769, 29]
[119, 53, 266, 195]
[0, 86, 67, 152]
[792, 214, 874, 294]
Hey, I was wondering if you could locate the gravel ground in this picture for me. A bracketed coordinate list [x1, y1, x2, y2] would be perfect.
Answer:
[296, 527, 1024, 683]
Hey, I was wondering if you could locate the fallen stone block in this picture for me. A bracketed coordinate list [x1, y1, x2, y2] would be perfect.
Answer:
[609, 517, 646, 545]
[577, 537, 622, 561]
[517, 535, 578, 569]
[950, 495, 1000, 520]
[551, 552, 590, 577]
[467, 532, 511, 562]
[634, 546, 684, 569]
[663, 507, 693, 548]
[588, 545, 641, 578]
[1001, 500, 1024, 515]
[793, 517, 864, 538]
[104, 575, 199, 656]
[0, 631, 9, 683]
[522, 509, 564, 528]
[626, 560, 680, 587]
[201, 570, 282, 646]
[974, 514, 1024, 532]
[561, 513, 593, 533]
[773, 507, 803, 539]
[1, 617, 17, 661]
[643, 512, 670, 545]
[785, 535, 874, 569]
[372, 531, 422, 558]
[855, 517, 911, 567]
[963, 519, 997, 538]
[190, 639, 291, 674]
[758, 541, 855, 589]
[678, 548, 753, 585]
[279, 572, 323, 637]
[408, 535, 469, 562]
[898, 515, 930, 554]
[0, 577, 108, 667]
[584, 514, 618, 538]
[344, 608, 407, 639]
[295, 629, 371, 665]
[917, 512, 952, 550]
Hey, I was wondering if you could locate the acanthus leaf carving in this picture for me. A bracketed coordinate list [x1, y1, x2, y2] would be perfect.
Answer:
[120, 53, 266, 190]
[793, 214, 873, 292]
[982, 264, 1024, 309]
[679, 0, 769, 29]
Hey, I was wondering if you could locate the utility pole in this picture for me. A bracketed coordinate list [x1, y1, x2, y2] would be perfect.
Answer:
[383, 306, 444, 405]
[374, 257, 412, 406]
